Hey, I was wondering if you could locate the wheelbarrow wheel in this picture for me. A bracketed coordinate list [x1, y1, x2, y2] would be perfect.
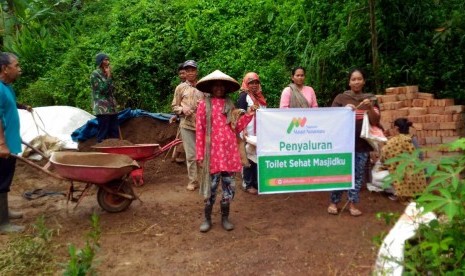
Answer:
[97, 180, 134, 213]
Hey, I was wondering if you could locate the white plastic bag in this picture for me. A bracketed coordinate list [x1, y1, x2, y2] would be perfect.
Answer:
[360, 112, 387, 151]
[370, 161, 390, 189]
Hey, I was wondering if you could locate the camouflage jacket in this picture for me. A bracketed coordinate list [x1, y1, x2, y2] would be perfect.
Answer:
[90, 69, 117, 115]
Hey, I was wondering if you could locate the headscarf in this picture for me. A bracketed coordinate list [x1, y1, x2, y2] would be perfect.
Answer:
[240, 72, 267, 107]
[288, 83, 310, 108]
[343, 90, 376, 103]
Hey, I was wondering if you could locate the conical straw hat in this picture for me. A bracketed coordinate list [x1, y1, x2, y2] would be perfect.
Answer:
[196, 70, 240, 94]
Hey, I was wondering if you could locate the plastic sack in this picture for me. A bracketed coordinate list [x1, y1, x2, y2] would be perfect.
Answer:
[367, 161, 391, 192]
[360, 112, 387, 151]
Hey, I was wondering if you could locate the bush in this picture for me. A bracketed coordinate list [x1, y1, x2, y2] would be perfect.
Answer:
[384, 138, 465, 273]
[7, 0, 465, 112]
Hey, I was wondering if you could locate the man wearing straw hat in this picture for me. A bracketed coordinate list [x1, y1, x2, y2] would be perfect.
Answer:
[195, 70, 256, 232]
[171, 60, 204, 191]
[0, 52, 26, 233]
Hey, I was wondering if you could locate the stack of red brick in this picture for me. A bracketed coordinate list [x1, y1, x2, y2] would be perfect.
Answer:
[377, 85, 464, 158]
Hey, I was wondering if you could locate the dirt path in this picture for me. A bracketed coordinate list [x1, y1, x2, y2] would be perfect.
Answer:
[6, 155, 404, 275]
[2, 117, 405, 275]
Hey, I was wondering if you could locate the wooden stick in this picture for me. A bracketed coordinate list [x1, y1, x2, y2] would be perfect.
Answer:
[118, 126, 123, 140]
[171, 126, 181, 160]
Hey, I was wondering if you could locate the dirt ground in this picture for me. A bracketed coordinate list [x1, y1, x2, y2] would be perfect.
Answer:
[2, 117, 405, 275]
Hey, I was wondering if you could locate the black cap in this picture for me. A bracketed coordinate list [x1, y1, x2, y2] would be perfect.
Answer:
[95, 53, 109, 66]
[183, 60, 197, 69]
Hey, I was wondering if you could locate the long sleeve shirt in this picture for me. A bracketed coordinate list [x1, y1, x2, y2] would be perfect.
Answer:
[196, 98, 253, 173]
[171, 81, 204, 130]
[90, 69, 117, 115]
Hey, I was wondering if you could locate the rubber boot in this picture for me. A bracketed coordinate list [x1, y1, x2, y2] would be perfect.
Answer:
[199, 204, 213, 233]
[0, 193, 25, 234]
[9, 210, 23, 219]
[220, 202, 234, 231]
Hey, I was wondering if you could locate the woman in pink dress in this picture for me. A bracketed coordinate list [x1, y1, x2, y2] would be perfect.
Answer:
[196, 70, 255, 232]
[279, 66, 318, 108]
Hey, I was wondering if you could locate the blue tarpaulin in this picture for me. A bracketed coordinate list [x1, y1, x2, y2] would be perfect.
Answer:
[71, 108, 173, 142]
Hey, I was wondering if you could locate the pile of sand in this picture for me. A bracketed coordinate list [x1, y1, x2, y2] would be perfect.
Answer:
[78, 117, 179, 152]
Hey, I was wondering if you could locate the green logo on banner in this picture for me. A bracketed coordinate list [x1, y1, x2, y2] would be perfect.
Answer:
[287, 117, 307, 134]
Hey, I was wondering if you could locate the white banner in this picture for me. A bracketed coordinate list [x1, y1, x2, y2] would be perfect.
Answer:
[256, 107, 355, 194]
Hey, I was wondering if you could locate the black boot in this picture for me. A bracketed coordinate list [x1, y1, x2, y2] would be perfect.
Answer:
[220, 202, 234, 231]
[0, 193, 25, 234]
[199, 204, 213, 233]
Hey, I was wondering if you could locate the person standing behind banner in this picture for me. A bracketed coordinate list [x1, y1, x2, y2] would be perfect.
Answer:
[195, 70, 255, 232]
[90, 53, 119, 143]
[327, 68, 380, 217]
[171, 60, 205, 191]
[236, 72, 267, 195]
[279, 66, 318, 108]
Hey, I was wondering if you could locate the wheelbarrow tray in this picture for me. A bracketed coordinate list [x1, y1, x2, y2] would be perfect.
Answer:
[50, 152, 139, 185]
[92, 144, 160, 160]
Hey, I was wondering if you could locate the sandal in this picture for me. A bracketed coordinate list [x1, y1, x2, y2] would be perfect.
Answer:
[245, 187, 258, 195]
[327, 205, 338, 215]
[23, 189, 66, 200]
[349, 207, 362, 217]
[186, 184, 197, 191]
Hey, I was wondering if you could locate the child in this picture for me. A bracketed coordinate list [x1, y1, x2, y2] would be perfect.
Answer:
[195, 70, 255, 232]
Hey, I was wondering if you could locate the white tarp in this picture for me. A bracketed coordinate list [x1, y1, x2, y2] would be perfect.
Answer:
[19, 106, 95, 153]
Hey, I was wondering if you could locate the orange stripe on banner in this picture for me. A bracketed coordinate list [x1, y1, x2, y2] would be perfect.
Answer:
[268, 175, 352, 186]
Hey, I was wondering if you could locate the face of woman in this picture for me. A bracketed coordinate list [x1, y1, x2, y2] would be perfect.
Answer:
[292, 69, 305, 86]
[349, 71, 365, 93]
[211, 81, 226, 98]
[248, 80, 259, 94]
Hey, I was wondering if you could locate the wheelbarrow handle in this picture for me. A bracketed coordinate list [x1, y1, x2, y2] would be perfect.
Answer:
[21, 140, 50, 161]
[12, 154, 67, 181]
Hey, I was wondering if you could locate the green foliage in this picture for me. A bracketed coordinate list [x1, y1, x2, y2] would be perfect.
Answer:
[4, 0, 465, 113]
[383, 138, 465, 273]
[64, 213, 101, 276]
[0, 216, 56, 275]
[0, 213, 102, 275]
[377, 0, 465, 102]
[403, 220, 465, 274]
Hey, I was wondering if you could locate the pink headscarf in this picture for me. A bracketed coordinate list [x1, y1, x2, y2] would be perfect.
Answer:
[240, 72, 267, 107]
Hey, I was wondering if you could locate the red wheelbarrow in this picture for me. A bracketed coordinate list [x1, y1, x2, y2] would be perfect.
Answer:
[92, 138, 182, 186]
[15, 150, 140, 213]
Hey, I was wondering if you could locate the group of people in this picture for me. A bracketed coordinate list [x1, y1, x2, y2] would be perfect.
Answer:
[171, 61, 427, 233]
[0, 51, 426, 235]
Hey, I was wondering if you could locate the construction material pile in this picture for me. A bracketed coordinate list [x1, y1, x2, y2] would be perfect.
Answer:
[377, 85, 464, 158]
